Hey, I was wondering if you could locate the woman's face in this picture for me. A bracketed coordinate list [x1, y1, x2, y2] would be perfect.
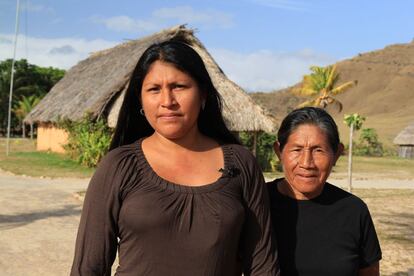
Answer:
[275, 124, 341, 200]
[141, 60, 203, 140]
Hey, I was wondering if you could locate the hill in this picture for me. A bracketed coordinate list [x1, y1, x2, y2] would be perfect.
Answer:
[250, 40, 414, 149]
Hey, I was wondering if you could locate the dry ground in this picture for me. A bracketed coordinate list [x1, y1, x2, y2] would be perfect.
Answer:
[353, 189, 414, 275]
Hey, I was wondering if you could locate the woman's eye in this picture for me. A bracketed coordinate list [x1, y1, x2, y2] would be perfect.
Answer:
[314, 148, 327, 154]
[173, 84, 186, 90]
[147, 87, 160, 93]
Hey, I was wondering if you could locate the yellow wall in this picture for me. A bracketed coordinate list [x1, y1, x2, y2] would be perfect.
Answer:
[37, 123, 68, 153]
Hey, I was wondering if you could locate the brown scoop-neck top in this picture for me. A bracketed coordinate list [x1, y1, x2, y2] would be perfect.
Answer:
[70, 139, 278, 276]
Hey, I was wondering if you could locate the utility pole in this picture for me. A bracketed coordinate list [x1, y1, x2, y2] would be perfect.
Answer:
[6, 0, 21, 156]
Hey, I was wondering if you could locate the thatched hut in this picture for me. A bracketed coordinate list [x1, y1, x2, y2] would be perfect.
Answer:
[24, 25, 275, 153]
[393, 122, 414, 158]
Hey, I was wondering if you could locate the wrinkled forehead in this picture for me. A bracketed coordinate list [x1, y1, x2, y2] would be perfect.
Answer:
[287, 123, 334, 150]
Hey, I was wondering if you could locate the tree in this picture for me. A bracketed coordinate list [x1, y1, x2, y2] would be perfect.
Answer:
[344, 113, 365, 192]
[0, 59, 65, 135]
[293, 65, 357, 112]
[13, 95, 41, 138]
[239, 131, 277, 171]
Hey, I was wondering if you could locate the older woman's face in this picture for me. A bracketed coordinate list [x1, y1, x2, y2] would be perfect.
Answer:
[275, 124, 340, 200]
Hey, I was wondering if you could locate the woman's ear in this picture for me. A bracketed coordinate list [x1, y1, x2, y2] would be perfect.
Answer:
[333, 143, 344, 166]
[273, 141, 282, 161]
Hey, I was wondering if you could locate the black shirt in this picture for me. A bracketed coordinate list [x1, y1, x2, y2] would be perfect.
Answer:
[267, 179, 381, 276]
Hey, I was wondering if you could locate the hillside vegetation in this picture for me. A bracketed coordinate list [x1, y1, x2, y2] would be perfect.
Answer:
[251, 40, 414, 149]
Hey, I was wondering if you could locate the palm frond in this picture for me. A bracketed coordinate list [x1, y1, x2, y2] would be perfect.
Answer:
[294, 87, 319, 97]
[297, 99, 319, 109]
[330, 80, 357, 95]
[291, 79, 319, 96]
[304, 67, 324, 92]
[326, 65, 338, 90]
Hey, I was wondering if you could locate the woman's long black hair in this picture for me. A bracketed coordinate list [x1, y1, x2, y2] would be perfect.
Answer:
[109, 40, 240, 150]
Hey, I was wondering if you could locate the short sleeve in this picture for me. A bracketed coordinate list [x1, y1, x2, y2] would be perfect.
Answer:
[235, 147, 280, 276]
[358, 204, 382, 268]
[70, 149, 133, 276]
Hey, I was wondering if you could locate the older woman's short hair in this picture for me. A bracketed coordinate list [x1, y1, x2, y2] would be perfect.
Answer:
[277, 107, 340, 153]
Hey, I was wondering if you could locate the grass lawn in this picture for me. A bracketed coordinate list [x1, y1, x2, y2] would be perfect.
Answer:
[0, 138, 94, 178]
[333, 155, 414, 179]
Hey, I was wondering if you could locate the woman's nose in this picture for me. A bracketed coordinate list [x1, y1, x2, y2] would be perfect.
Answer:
[299, 149, 315, 168]
[160, 89, 176, 107]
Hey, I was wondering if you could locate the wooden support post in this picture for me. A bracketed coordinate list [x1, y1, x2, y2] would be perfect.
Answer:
[252, 131, 258, 157]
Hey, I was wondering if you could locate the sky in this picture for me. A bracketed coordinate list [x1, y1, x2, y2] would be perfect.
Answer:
[1, 0, 413, 92]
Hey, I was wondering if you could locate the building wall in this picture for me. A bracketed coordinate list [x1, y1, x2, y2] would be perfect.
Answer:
[37, 123, 68, 153]
[398, 145, 414, 159]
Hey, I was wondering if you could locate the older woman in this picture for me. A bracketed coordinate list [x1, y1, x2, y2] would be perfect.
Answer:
[71, 40, 278, 276]
[267, 107, 381, 276]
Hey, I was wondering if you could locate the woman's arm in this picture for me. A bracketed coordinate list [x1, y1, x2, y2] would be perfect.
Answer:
[237, 148, 279, 276]
[358, 203, 382, 276]
[70, 151, 126, 276]
[358, 262, 379, 276]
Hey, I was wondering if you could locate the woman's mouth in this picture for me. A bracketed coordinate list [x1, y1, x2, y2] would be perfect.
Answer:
[158, 113, 182, 120]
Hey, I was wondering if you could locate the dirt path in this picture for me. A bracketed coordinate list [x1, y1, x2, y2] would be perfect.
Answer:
[1, 170, 413, 275]
[0, 171, 88, 276]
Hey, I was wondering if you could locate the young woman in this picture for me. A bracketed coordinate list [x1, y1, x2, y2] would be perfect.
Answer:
[71, 40, 279, 276]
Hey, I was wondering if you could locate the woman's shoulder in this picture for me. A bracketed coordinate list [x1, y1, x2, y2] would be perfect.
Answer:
[224, 143, 261, 173]
[97, 142, 141, 171]
[323, 183, 369, 210]
[266, 177, 283, 186]
[266, 178, 284, 202]
[226, 143, 256, 161]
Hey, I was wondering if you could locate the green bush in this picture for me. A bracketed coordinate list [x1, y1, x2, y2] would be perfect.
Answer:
[58, 114, 113, 167]
[239, 131, 278, 172]
[353, 128, 384, 157]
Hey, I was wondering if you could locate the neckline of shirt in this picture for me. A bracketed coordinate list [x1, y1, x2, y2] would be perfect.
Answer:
[271, 178, 330, 204]
[135, 138, 235, 194]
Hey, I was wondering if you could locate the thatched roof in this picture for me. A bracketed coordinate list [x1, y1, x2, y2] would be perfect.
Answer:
[25, 25, 275, 132]
[394, 122, 414, 145]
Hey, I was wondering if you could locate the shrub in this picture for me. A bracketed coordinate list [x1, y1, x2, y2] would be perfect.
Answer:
[354, 128, 384, 157]
[58, 114, 113, 167]
[239, 131, 278, 171]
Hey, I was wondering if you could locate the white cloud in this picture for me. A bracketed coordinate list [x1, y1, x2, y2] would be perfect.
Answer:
[49, 45, 76, 55]
[0, 33, 117, 69]
[211, 48, 336, 92]
[93, 6, 234, 33]
[248, 0, 308, 11]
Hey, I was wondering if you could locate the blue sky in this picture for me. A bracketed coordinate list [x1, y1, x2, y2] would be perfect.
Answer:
[1, 0, 413, 92]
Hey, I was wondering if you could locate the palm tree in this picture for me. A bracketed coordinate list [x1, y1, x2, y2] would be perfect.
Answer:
[293, 65, 357, 112]
[344, 113, 365, 193]
[13, 95, 41, 138]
